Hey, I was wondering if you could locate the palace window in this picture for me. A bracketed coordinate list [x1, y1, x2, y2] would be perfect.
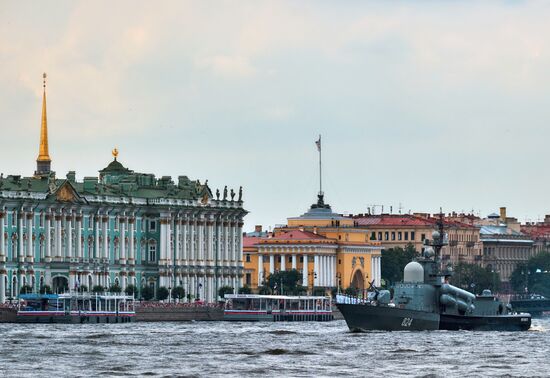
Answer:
[149, 220, 157, 232]
[411, 231, 416, 241]
[288, 256, 292, 263]
[300, 256, 304, 263]
[245, 254, 251, 262]
[398, 232, 402, 241]
[370, 232, 376, 241]
[384, 232, 389, 241]
[148, 243, 157, 262]
[405, 232, 409, 241]
[391, 232, 396, 241]
[421, 233, 426, 241]
[245, 273, 252, 286]
[39, 214, 44, 227]
[378, 232, 382, 241]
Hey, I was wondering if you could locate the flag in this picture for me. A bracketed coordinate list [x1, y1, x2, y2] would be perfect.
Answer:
[315, 135, 321, 152]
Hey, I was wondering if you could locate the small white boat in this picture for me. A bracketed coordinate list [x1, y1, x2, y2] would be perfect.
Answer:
[223, 294, 333, 322]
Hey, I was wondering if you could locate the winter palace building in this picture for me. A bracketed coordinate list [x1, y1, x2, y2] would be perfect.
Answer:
[0, 74, 247, 303]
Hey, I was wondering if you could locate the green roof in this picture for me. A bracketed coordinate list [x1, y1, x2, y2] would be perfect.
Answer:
[0, 158, 214, 202]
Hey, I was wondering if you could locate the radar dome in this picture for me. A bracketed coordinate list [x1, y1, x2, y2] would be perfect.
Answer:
[403, 261, 424, 283]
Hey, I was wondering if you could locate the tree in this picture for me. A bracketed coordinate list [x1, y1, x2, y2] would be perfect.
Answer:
[171, 286, 185, 300]
[40, 285, 52, 294]
[312, 287, 326, 296]
[267, 269, 304, 295]
[92, 285, 104, 293]
[20, 285, 33, 294]
[258, 285, 271, 295]
[157, 286, 169, 301]
[451, 263, 500, 294]
[218, 285, 234, 299]
[109, 284, 122, 293]
[141, 286, 154, 300]
[510, 251, 550, 295]
[344, 286, 358, 296]
[381, 244, 419, 286]
[79, 285, 89, 292]
[125, 284, 137, 296]
[238, 285, 252, 294]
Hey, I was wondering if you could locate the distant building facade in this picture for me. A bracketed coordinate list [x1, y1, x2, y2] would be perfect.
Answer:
[351, 214, 482, 266]
[0, 75, 247, 303]
[242, 195, 382, 293]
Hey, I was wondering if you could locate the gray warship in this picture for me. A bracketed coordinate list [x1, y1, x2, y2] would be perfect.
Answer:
[337, 215, 532, 331]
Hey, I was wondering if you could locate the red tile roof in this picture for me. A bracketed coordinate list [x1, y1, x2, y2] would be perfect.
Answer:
[243, 236, 261, 248]
[521, 225, 550, 239]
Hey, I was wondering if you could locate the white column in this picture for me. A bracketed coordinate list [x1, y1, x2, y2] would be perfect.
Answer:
[229, 222, 235, 264]
[120, 219, 126, 263]
[189, 221, 195, 265]
[66, 216, 72, 259]
[55, 215, 62, 259]
[216, 221, 222, 265]
[26, 213, 33, 261]
[18, 213, 24, 260]
[281, 253, 286, 271]
[182, 220, 188, 265]
[160, 219, 167, 263]
[45, 214, 51, 261]
[102, 217, 108, 260]
[198, 220, 204, 265]
[302, 255, 308, 287]
[258, 254, 264, 285]
[331, 256, 336, 286]
[129, 219, 135, 264]
[292, 254, 297, 270]
[377, 256, 381, 286]
[94, 216, 100, 260]
[76, 217, 82, 259]
[207, 220, 214, 262]
[269, 254, 275, 274]
[313, 255, 319, 286]
[166, 218, 172, 264]
[174, 219, 180, 265]
[223, 221, 229, 266]
[237, 221, 243, 267]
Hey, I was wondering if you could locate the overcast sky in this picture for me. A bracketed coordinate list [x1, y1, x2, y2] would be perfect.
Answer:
[1, 1, 550, 230]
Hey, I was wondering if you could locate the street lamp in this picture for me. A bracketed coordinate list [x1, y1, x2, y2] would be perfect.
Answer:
[336, 273, 342, 294]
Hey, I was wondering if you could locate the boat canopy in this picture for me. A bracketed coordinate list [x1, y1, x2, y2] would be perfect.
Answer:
[224, 294, 329, 300]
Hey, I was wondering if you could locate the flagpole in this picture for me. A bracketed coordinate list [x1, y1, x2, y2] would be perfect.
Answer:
[319, 134, 322, 196]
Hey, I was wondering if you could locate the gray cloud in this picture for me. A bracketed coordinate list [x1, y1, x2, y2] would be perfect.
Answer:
[1, 1, 550, 229]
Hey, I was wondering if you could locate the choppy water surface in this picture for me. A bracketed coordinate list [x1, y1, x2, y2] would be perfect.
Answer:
[1, 318, 549, 377]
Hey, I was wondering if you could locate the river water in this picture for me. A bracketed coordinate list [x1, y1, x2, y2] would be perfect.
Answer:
[1, 318, 549, 377]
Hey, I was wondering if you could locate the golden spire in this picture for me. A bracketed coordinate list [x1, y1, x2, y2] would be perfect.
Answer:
[37, 72, 51, 163]
[112, 147, 119, 160]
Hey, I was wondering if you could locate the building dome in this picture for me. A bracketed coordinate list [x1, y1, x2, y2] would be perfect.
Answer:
[403, 261, 424, 283]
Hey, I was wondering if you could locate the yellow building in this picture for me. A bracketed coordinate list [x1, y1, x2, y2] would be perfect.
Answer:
[243, 194, 381, 293]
